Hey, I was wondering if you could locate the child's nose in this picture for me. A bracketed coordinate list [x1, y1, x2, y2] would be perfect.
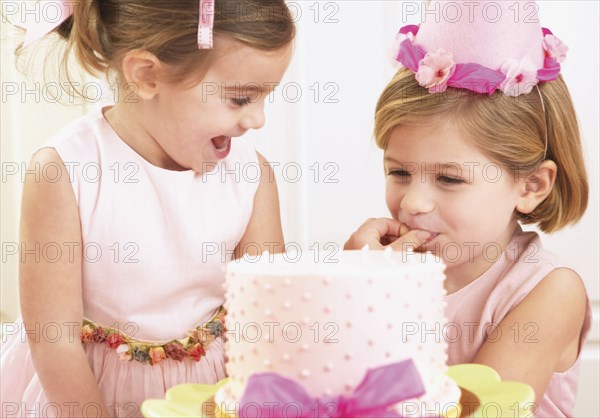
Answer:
[239, 104, 265, 130]
[400, 185, 435, 215]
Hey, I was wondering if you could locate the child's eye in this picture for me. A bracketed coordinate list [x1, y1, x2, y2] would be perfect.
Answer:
[437, 175, 465, 185]
[387, 169, 410, 176]
[230, 97, 252, 107]
[387, 170, 411, 181]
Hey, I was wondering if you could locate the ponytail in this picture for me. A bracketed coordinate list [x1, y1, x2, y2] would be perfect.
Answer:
[62, 0, 110, 77]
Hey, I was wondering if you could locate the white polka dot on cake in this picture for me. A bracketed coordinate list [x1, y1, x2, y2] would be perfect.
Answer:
[221, 250, 458, 414]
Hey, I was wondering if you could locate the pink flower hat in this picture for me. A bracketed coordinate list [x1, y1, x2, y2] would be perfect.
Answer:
[394, 0, 568, 96]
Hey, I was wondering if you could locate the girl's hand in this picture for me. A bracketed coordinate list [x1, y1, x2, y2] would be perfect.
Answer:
[344, 218, 434, 251]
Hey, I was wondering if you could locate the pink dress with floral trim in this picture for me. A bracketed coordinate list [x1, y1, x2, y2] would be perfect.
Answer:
[0, 106, 259, 418]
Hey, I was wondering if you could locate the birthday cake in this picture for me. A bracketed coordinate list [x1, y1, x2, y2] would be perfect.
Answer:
[215, 249, 461, 416]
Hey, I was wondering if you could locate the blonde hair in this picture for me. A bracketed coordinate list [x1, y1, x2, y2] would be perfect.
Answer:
[375, 68, 588, 233]
[15, 0, 295, 94]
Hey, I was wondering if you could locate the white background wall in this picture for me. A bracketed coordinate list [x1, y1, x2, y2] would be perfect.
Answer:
[1, 1, 598, 415]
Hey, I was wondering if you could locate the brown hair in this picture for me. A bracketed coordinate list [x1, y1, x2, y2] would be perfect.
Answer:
[14, 0, 295, 94]
[375, 68, 588, 233]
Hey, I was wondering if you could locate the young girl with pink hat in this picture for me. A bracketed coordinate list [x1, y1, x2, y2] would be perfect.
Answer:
[345, 1, 591, 416]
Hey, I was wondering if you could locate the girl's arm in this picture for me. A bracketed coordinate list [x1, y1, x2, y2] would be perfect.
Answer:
[20, 148, 112, 417]
[234, 152, 285, 258]
[472, 268, 587, 408]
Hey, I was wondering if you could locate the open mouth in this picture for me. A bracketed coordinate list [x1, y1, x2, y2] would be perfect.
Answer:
[211, 136, 232, 158]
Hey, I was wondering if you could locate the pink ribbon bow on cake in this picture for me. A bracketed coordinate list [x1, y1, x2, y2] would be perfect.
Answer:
[239, 359, 426, 418]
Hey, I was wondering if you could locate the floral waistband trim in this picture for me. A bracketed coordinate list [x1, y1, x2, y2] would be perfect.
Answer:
[80, 307, 226, 365]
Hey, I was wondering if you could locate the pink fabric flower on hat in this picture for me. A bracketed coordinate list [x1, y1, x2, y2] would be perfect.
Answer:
[500, 58, 539, 97]
[415, 49, 456, 94]
[543, 35, 568, 63]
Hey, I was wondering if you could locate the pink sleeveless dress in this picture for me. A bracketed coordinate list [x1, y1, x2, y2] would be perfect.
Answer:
[0, 106, 260, 417]
[445, 226, 593, 417]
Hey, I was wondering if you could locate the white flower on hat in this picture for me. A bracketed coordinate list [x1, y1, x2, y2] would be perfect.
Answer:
[500, 58, 539, 97]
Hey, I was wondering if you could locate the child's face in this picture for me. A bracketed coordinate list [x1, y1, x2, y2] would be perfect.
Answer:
[145, 40, 293, 174]
[384, 120, 522, 276]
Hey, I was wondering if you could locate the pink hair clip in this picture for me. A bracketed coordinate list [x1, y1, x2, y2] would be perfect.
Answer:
[198, 0, 215, 49]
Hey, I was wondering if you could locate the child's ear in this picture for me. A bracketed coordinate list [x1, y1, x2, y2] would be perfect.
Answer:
[120, 50, 162, 101]
[515, 160, 558, 214]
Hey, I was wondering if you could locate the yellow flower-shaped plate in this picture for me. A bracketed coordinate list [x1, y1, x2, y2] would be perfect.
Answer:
[141, 364, 535, 418]
[448, 364, 535, 417]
